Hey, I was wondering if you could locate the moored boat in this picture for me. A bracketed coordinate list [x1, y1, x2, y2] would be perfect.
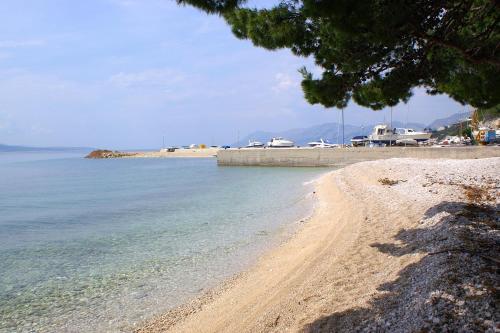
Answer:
[267, 137, 295, 148]
[368, 124, 431, 145]
[245, 140, 264, 148]
[307, 138, 338, 148]
[395, 128, 432, 142]
[350, 135, 369, 147]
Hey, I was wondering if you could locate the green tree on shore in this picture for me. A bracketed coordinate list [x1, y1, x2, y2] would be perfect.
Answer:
[178, 0, 499, 110]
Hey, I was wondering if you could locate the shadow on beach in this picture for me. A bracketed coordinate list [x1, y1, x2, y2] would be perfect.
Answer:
[301, 201, 499, 333]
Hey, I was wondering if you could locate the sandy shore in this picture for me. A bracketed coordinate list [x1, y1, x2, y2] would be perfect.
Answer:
[137, 157, 499, 332]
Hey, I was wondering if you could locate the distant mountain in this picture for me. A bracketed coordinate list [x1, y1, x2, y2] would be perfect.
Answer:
[427, 112, 470, 130]
[234, 120, 426, 147]
[0, 144, 94, 152]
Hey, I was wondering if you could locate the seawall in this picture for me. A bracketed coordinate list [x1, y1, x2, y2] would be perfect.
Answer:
[217, 146, 500, 167]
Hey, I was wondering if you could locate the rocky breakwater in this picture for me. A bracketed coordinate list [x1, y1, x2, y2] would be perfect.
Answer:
[85, 150, 138, 159]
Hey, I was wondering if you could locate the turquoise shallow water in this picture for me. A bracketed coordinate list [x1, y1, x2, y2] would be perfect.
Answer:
[0, 151, 328, 332]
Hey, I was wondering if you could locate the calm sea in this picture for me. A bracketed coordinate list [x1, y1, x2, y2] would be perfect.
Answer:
[0, 151, 328, 332]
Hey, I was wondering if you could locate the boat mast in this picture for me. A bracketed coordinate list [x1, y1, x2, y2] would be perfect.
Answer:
[336, 109, 341, 145]
[405, 103, 409, 147]
[341, 107, 345, 147]
[390, 107, 393, 146]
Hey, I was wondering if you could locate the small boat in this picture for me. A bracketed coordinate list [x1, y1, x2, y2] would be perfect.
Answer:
[368, 125, 431, 145]
[395, 128, 432, 142]
[350, 135, 369, 147]
[368, 142, 386, 147]
[396, 138, 418, 146]
[368, 125, 396, 144]
[267, 137, 294, 148]
[245, 140, 264, 148]
[308, 138, 338, 148]
[160, 147, 178, 152]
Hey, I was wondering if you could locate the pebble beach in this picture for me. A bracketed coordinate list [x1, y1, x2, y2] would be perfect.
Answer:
[137, 157, 499, 333]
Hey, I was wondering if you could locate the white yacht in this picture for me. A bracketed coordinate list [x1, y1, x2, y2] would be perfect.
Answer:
[368, 125, 397, 144]
[395, 128, 432, 141]
[368, 125, 431, 144]
[307, 138, 338, 148]
[267, 137, 295, 148]
[245, 140, 264, 148]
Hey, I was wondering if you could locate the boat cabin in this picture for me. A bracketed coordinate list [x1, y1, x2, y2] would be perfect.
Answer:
[373, 124, 394, 135]
[395, 128, 416, 135]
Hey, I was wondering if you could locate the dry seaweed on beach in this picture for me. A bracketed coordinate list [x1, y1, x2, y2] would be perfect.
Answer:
[378, 177, 404, 186]
[462, 184, 497, 204]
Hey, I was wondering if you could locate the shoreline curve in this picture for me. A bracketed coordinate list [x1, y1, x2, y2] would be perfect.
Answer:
[136, 157, 499, 333]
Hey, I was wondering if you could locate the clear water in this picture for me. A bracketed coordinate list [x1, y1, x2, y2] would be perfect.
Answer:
[0, 151, 328, 332]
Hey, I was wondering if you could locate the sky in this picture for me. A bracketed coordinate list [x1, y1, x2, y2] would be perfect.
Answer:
[0, 0, 467, 149]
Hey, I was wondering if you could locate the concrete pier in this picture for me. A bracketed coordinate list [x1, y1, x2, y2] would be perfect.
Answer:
[217, 146, 500, 167]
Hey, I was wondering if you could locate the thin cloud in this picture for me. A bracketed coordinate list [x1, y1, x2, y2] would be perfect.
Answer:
[108, 69, 186, 88]
[272, 73, 298, 92]
[0, 39, 46, 48]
